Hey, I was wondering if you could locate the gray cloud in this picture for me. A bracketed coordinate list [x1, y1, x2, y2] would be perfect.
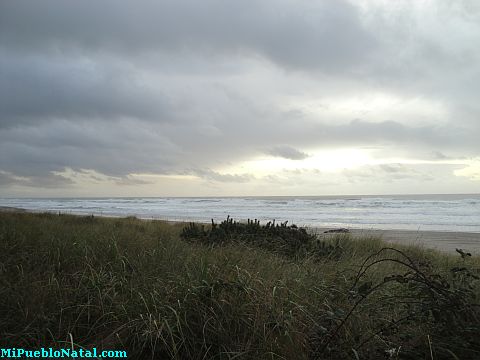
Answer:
[0, 51, 174, 128]
[0, 170, 73, 188]
[0, 113, 476, 188]
[113, 175, 153, 186]
[0, 172, 20, 187]
[189, 169, 254, 183]
[342, 164, 437, 183]
[266, 146, 309, 160]
[0, 119, 180, 180]
[0, 0, 376, 73]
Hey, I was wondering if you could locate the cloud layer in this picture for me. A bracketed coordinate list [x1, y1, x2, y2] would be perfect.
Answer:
[1, 0, 479, 195]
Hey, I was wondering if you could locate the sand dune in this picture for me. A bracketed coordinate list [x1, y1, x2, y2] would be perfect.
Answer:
[1, 206, 478, 254]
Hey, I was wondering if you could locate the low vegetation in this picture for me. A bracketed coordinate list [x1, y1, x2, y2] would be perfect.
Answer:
[0, 212, 479, 359]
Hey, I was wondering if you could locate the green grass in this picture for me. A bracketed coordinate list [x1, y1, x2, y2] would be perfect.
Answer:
[0, 212, 479, 359]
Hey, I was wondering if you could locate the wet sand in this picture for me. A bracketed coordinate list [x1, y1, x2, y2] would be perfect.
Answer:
[0, 206, 26, 212]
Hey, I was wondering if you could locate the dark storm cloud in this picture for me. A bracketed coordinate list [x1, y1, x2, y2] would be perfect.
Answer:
[1, 0, 479, 190]
[0, 51, 172, 127]
[0, 119, 180, 181]
[0, 0, 376, 73]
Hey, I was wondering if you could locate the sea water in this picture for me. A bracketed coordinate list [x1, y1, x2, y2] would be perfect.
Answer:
[1, 194, 479, 232]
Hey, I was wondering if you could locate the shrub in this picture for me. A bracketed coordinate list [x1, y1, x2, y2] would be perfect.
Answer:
[181, 216, 318, 258]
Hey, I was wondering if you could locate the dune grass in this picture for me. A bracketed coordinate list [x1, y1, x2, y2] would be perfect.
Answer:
[0, 212, 479, 359]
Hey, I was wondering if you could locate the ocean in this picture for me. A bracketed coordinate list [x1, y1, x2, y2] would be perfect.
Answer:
[1, 194, 479, 233]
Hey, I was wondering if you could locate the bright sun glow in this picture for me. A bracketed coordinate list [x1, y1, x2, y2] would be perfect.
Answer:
[228, 148, 373, 176]
[454, 159, 480, 181]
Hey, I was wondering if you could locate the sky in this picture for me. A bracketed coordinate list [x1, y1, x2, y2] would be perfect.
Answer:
[1, 0, 479, 197]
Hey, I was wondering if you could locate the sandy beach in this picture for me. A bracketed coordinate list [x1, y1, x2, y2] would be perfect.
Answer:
[317, 227, 480, 255]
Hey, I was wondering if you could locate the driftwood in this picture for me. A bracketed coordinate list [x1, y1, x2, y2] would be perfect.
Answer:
[323, 228, 350, 234]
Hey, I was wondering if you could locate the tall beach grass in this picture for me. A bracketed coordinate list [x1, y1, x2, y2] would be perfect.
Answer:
[0, 212, 479, 359]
